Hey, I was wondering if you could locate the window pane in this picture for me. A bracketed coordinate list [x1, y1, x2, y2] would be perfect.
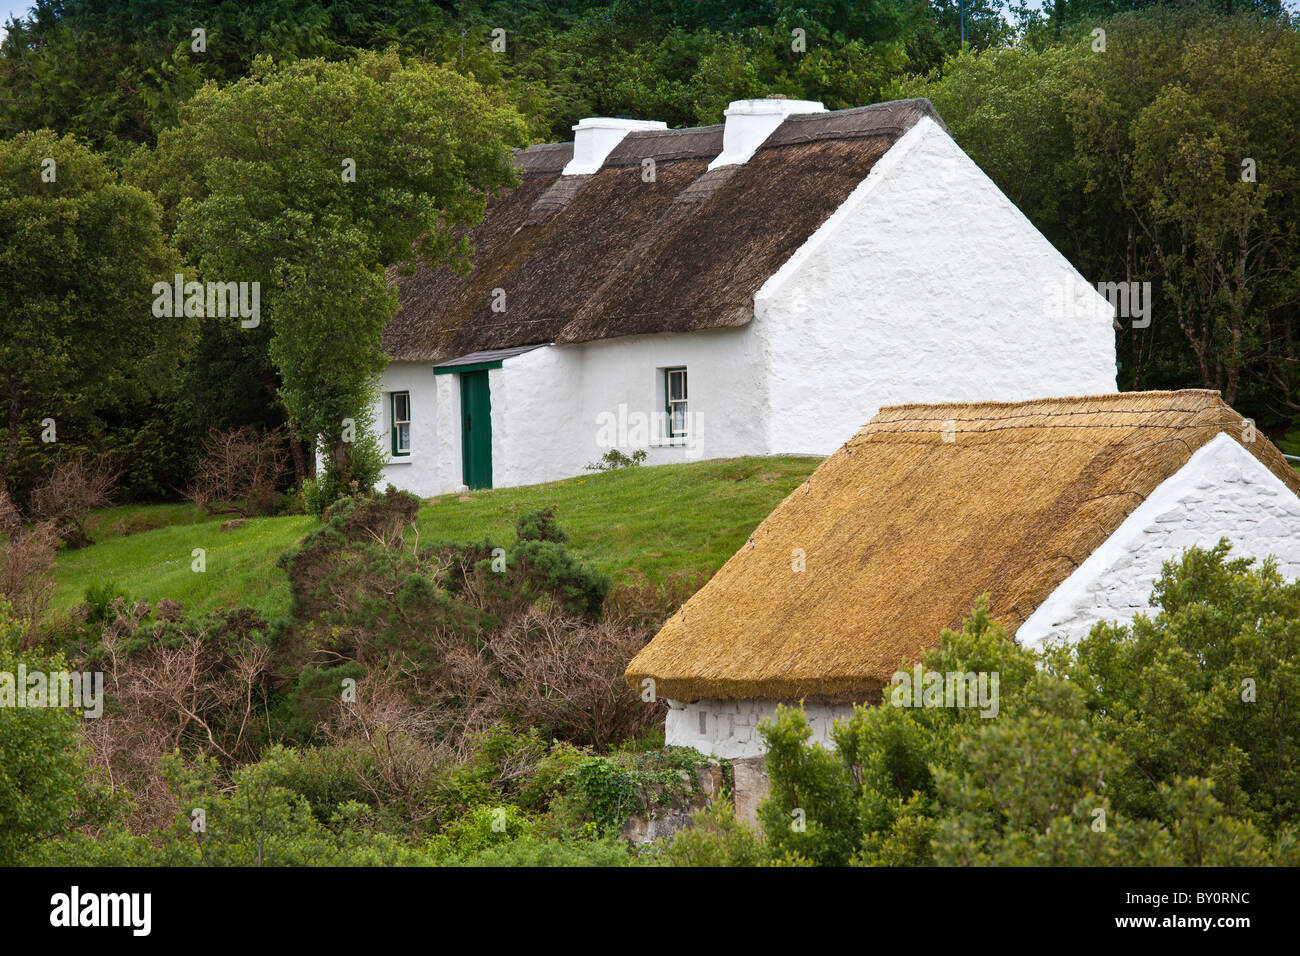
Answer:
[669, 370, 686, 401]
[672, 406, 686, 435]
[397, 423, 410, 451]
[394, 393, 410, 422]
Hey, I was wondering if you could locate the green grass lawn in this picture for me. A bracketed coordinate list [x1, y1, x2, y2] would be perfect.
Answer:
[51, 456, 820, 620]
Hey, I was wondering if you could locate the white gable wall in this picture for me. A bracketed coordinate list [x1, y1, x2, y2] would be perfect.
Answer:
[1017, 433, 1300, 648]
[754, 116, 1117, 454]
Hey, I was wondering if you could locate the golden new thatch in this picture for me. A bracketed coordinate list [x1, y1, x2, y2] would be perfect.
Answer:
[625, 390, 1300, 702]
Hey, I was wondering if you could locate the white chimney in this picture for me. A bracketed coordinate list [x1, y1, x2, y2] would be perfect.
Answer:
[707, 96, 826, 171]
[563, 117, 668, 176]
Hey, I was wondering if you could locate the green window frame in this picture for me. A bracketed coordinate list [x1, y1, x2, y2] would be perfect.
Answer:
[390, 391, 411, 456]
[664, 367, 688, 438]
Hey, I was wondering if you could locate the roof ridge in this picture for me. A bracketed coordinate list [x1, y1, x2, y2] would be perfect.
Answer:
[876, 389, 1223, 415]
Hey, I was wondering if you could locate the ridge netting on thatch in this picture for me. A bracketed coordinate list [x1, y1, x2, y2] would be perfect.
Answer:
[381, 99, 939, 362]
[624, 390, 1300, 702]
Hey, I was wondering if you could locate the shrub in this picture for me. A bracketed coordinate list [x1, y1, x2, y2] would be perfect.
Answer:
[0, 520, 57, 646]
[487, 606, 661, 748]
[185, 426, 289, 517]
[428, 803, 535, 861]
[1056, 540, 1300, 836]
[300, 430, 388, 518]
[514, 505, 568, 543]
[660, 800, 772, 867]
[585, 449, 647, 471]
[28, 452, 119, 547]
[83, 580, 130, 627]
[754, 545, 1300, 866]
[449, 832, 643, 867]
[0, 601, 117, 864]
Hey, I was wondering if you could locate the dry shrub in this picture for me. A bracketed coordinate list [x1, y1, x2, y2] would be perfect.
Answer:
[186, 426, 288, 517]
[323, 673, 457, 827]
[0, 519, 58, 647]
[29, 452, 119, 547]
[485, 605, 663, 749]
[84, 606, 272, 833]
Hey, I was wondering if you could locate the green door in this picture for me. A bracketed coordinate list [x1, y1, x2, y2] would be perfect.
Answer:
[459, 370, 493, 489]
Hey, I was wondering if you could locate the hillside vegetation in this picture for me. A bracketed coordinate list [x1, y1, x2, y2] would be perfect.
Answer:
[51, 456, 820, 618]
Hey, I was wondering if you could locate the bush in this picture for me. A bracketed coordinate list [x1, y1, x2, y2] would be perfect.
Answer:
[300, 430, 388, 518]
[185, 426, 289, 518]
[514, 505, 568, 543]
[585, 449, 647, 471]
[28, 452, 119, 547]
[660, 800, 772, 867]
[0, 520, 57, 646]
[487, 607, 661, 748]
[83, 579, 130, 626]
[449, 832, 643, 867]
[1056, 540, 1300, 836]
[0, 601, 117, 864]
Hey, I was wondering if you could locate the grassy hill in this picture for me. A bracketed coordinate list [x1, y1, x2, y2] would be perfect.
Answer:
[51, 456, 820, 620]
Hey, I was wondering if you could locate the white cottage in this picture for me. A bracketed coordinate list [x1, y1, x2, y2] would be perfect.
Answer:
[625, 390, 1300, 758]
[375, 96, 1117, 495]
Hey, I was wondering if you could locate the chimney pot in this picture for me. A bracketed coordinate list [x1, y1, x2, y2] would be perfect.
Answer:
[708, 97, 826, 171]
[563, 117, 668, 176]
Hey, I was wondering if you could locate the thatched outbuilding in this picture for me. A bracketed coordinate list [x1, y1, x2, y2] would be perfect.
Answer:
[625, 390, 1300, 758]
[370, 96, 1116, 495]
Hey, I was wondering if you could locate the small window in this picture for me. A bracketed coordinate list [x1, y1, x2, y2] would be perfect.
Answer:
[664, 367, 688, 438]
[390, 391, 411, 456]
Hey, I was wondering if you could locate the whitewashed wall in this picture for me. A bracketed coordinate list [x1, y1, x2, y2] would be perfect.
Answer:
[754, 116, 1118, 455]
[665, 697, 858, 759]
[373, 362, 448, 498]
[1017, 433, 1300, 648]
[375, 324, 770, 497]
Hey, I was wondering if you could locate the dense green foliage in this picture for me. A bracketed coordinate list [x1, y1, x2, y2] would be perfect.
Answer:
[145, 51, 526, 501]
[904, 8, 1300, 437]
[0, 129, 182, 509]
[0, 0, 1014, 148]
[0, 601, 115, 864]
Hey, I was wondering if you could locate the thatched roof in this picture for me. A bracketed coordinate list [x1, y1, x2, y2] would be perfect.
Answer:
[625, 390, 1300, 702]
[382, 99, 944, 362]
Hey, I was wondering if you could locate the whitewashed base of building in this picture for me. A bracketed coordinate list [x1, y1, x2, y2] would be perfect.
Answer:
[665, 697, 861, 760]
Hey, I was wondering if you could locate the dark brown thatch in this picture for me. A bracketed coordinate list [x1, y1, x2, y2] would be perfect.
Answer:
[382, 99, 943, 361]
[624, 390, 1300, 702]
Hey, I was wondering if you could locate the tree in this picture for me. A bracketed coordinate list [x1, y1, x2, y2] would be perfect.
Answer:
[907, 7, 1300, 430]
[0, 129, 180, 533]
[152, 51, 526, 501]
